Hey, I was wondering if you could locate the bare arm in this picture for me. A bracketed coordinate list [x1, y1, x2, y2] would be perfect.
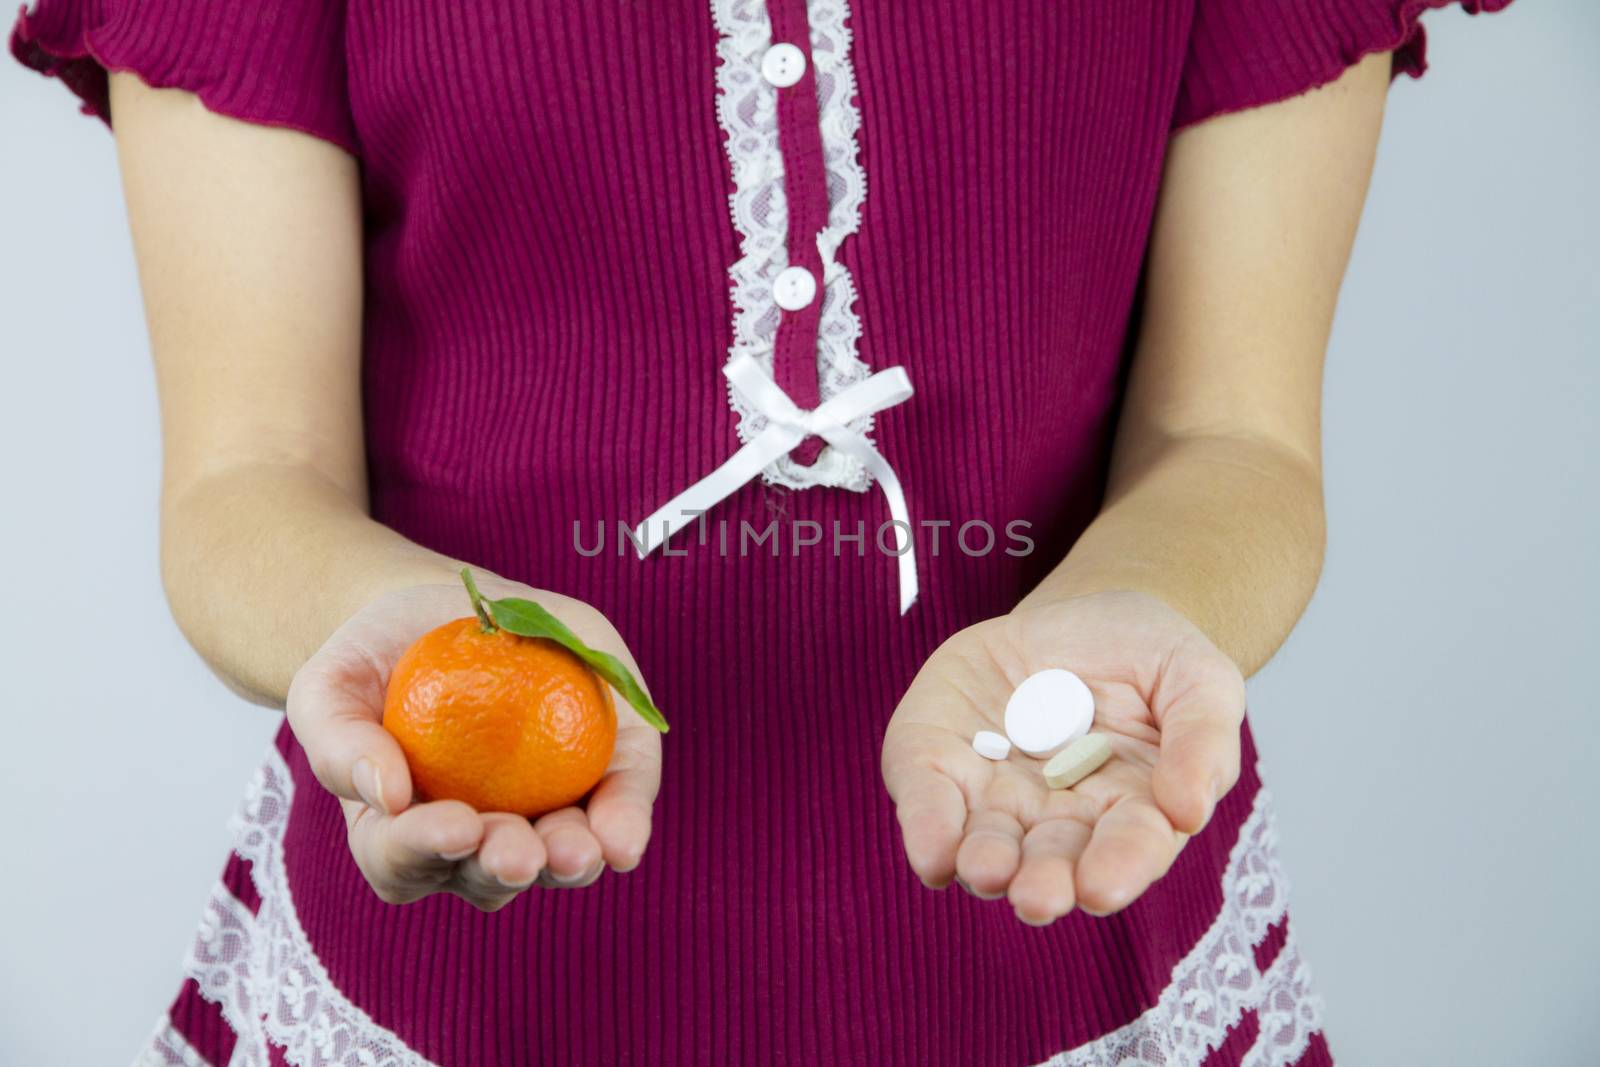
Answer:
[110, 74, 661, 905]
[111, 73, 462, 704]
[884, 55, 1391, 922]
[1021, 52, 1391, 675]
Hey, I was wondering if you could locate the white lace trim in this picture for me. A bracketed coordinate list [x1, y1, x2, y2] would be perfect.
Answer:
[159, 748, 435, 1067]
[1243, 937, 1322, 1067]
[133, 1018, 210, 1067]
[1039, 779, 1326, 1067]
[709, 0, 874, 491]
[134, 752, 1320, 1067]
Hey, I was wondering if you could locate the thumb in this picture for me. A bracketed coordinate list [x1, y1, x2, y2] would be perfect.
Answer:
[286, 646, 414, 816]
[1150, 650, 1245, 835]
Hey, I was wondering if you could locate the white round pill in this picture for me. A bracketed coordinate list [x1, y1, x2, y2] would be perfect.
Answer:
[1003, 669, 1095, 757]
[972, 730, 1011, 761]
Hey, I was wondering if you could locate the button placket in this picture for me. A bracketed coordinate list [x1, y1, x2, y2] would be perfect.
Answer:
[639, 0, 921, 613]
[764, 0, 832, 465]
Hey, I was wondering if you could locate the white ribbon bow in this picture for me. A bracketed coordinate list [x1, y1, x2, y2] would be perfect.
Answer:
[633, 354, 919, 614]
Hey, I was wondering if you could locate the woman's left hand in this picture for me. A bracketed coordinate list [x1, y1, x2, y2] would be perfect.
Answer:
[881, 590, 1246, 925]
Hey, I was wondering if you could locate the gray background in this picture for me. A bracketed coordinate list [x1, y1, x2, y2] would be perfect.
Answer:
[1, 4, 1594, 1064]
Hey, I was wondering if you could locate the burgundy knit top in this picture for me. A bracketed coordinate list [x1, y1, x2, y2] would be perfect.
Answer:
[14, 1, 1506, 1063]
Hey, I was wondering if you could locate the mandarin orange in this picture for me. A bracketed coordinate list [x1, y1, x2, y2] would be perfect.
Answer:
[382, 616, 617, 817]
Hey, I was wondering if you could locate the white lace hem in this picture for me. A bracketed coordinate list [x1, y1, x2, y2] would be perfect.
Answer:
[709, 0, 874, 491]
[133, 749, 1320, 1067]
[133, 1017, 209, 1067]
[1039, 780, 1326, 1067]
[164, 747, 433, 1067]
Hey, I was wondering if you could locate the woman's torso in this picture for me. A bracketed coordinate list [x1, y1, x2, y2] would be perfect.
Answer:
[228, 3, 1299, 1063]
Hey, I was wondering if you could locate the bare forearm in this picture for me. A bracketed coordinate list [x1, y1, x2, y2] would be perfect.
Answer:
[160, 463, 463, 704]
[102, 77, 432, 703]
[1020, 433, 1325, 676]
[1021, 59, 1391, 673]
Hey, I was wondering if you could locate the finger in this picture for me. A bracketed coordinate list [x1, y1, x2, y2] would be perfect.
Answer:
[345, 799, 483, 904]
[886, 767, 967, 888]
[451, 813, 546, 910]
[287, 648, 414, 816]
[954, 809, 1025, 900]
[1074, 794, 1183, 916]
[533, 807, 605, 885]
[586, 731, 661, 872]
[466, 812, 547, 888]
[1151, 685, 1244, 835]
[1007, 818, 1092, 926]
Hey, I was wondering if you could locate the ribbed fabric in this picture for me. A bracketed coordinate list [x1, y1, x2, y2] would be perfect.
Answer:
[10, 0, 356, 151]
[1174, 0, 1514, 128]
[167, 980, 236, 1067]
[13, 0, 1509, 1063]
[768, 0, 830, 464]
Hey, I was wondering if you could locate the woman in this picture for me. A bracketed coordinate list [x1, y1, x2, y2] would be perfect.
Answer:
[12, 0, 1508, 1063]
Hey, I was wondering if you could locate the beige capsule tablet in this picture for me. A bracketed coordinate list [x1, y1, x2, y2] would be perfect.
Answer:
[1042, 734, 1112, 790]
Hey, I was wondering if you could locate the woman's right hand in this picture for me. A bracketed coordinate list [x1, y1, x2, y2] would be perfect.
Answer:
[105, 74, 658, 910]
[286, 574, 662, 912]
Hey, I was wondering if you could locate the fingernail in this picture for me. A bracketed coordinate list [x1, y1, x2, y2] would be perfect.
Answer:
[353, 758, 386, 814]
[496, 872, 537, 889]
[438, 846, 477, 862]
[957, 878, 1005, 901]
[550, 865, 602, 887]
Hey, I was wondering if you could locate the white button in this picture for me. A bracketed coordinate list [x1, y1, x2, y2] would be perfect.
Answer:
[772, 265, 817, 311]
[761, 43, 807, 88]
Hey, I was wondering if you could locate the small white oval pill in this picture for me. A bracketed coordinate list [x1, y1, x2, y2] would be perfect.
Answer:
[972, 730, 1011, 761]
[1043, 733, 1112, 790]
[1004, 668, 1095, 757]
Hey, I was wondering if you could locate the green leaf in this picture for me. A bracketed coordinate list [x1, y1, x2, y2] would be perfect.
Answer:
[485, 594, 669, 734]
